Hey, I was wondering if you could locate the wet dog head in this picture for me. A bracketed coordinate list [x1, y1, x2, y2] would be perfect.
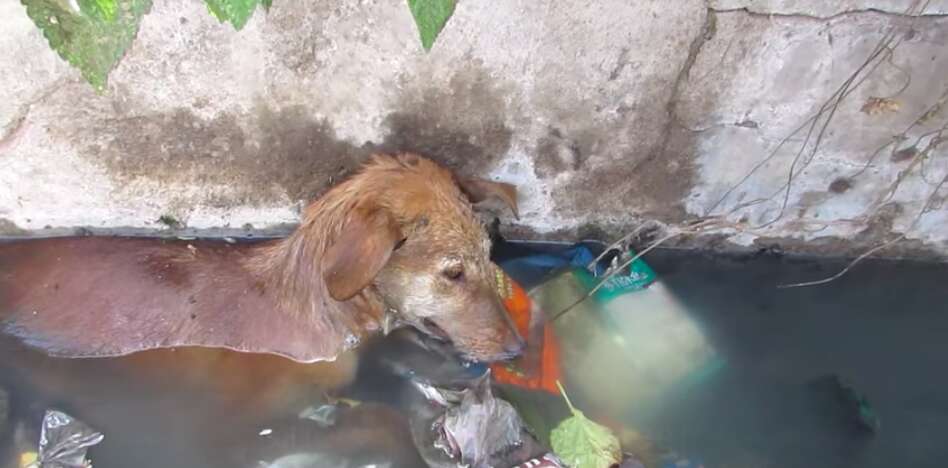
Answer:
[319, 153, 525, 363]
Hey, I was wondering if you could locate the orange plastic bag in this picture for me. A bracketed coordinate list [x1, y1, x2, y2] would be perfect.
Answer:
[490, 270, 563, 395]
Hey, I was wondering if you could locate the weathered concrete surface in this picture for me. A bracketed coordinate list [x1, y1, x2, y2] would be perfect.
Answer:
[1, 0, 947, 259]
[710, 0, 948, 17]
[680, 7, 948, 257]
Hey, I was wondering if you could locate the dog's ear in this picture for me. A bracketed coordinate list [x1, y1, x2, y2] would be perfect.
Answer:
[323, 204, 403, 301]
[456, 177, 520, 220]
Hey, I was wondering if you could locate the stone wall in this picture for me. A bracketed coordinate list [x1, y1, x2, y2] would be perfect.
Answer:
[2, 0, 947, 258]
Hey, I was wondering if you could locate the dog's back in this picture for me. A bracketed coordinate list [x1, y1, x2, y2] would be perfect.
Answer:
[0, 237, 361, 426]
[0, 236, 359, 363]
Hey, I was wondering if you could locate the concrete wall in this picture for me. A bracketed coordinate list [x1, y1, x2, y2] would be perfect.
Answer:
[2, 0, 947, 258]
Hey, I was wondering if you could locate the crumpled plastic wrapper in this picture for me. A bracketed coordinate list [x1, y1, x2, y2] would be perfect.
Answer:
[259, 452, 392, 468]
[409, 372, 547, 468]
[296, 404, 339, 428]
[24, 410, 104, 468]
[372, 329, 487, 386]
[509, 453, 565, 468]
[248, 401, 421, 468]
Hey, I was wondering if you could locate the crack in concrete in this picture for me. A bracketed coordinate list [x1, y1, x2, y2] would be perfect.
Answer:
[676, 119, 762, 134]
[0, 113, 27, 153]
[0, 78, 72, 153]
[712, 7, 948, 21]
[627, 6, 717, 180]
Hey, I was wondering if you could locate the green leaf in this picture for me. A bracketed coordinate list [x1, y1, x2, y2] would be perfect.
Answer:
[204, 0, 260, 30]
[22, 0, 152, 91]
[78, 0, 117, 22]
[407, 0, 456, 51]
[550, 382, 622, 468]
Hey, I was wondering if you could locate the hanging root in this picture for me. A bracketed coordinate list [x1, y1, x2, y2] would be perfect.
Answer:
[778, 172, 948, 289]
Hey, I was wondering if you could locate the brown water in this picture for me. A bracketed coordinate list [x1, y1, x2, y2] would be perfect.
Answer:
[2, 244, 948, 468]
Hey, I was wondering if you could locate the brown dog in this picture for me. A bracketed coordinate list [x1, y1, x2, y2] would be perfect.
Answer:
[0, 152, 523, 364]
[0, 153, 524, 410]
[0, 153, 525, 467]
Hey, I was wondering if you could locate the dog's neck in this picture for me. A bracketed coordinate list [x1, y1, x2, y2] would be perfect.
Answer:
[243, 154, 450, 355]
[247, 198, 388, 351]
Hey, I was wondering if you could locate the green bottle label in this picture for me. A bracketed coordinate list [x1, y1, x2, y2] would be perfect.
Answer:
[573, 250, 657, 303]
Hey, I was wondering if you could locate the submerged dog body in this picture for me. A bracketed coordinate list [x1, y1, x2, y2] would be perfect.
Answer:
[0, 153, 524, 365]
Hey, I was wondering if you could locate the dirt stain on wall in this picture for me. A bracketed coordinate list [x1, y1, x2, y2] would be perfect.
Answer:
[72, 65, 515, 211]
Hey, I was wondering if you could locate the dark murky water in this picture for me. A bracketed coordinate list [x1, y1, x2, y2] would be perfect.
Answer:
[637, 249, 948, 468]
[2, 242, 947, 468]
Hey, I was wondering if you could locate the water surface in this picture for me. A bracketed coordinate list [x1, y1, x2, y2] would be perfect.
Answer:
[1, 243, 946, 468]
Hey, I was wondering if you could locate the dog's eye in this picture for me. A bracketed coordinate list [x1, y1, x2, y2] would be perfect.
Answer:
[442, 265, 464, 281]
